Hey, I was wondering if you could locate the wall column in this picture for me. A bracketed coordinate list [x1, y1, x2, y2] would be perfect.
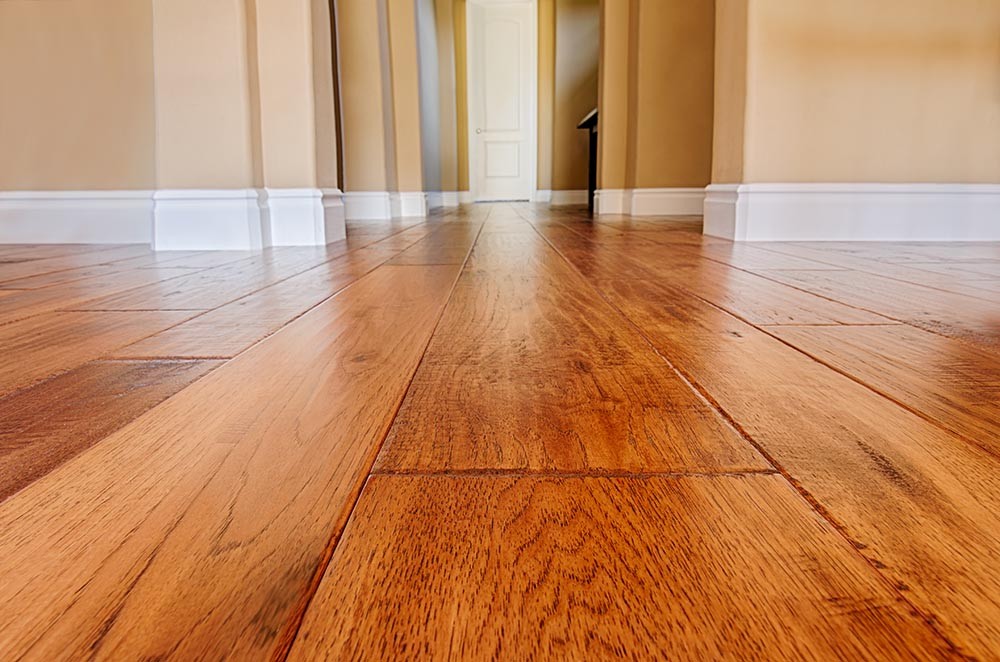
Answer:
[595, 0, 715, 217]
[152, 0, 344, 249]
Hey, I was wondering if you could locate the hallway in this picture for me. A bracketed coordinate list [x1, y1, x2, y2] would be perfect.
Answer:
[1, 204, 998, 658]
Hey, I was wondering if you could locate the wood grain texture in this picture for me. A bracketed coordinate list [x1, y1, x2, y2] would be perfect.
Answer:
[386, 222, 482, 265]
[590, 277, 1000, 658]
[0, 359, 221, 501]
[0, 267, 197, 325]
[377, 238, 765, 473]
[73, 247, 348, 312]
[537, 227, 891, 326]
[112, 248, 394, 358]
[762, 269, 1000, 350]
[291, 474, 953, 660]
[0, 311, 193, 397]
[0, 265, 460, 660]
[0, 245, 152, 284]
[769, 324, 1000, 457]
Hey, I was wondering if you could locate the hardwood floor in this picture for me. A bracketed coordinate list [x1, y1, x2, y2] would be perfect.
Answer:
[1, 205, 998, 659]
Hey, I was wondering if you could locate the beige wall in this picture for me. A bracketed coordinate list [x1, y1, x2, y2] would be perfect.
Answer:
[254, 0, 321, 189]
[633, 0, 714, 188]
[153, 0, 258, 189]
[337, 0, 392, 191]
[537, 0, 556, 192]
[552, 0, 599, 191]
[743, 0, 1000, 184]
[387, 0, 426, 193]
[711, 0, 748, 183]
[0, 0, 155, 191]
[598, 0, 715, 190]
[311, 0, 341, 189]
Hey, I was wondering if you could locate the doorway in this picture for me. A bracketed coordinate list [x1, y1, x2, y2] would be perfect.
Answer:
[467, 0, 537, 202]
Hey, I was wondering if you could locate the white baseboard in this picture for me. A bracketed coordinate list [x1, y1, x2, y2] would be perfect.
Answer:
[534, 190, 552, 203]
[595, 188, 705, 216]
[550, 190, 589, 206]
[594, 189, 630, 215]
[344, 191, 392, 220]
[154, 189, 265, 250]
[458, 191, 474, 204]
[630, 188, 705, 215]
[427, 191, 466, 209]
[391, 192, 428, 218]
[704, 183, 1000, 241]
[263, 188, 346, 246]
[0, 190, 153, 244]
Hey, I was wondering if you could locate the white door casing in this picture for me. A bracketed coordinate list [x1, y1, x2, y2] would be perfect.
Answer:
[468, 0, 537, 202]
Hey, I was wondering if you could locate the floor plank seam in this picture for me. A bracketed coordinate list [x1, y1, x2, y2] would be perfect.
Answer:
[523, 212, 968, 655]
[370, 469, 780, 478]
[275, 215, 488, 661]
[751, 243, 1000, 304]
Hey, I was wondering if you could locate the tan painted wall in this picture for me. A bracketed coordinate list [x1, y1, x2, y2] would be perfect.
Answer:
[153, 0, 257, 189]
[537, 0, 556, 192]
[387, 0, 426, 192]
[552, 0, 599, 191]
[598, 0, 715, 190]
[337, 0, 392, 191]
[740, 0, 1000, 184]
[0, 0, 155, 191]
[597, 0, 632, 190]
[711, 0, 747, 183]
[455, 0, 471, 192]
[311, 0, 341, 189]
[632, 0, 715, 188]
[254, 0, 320, 189]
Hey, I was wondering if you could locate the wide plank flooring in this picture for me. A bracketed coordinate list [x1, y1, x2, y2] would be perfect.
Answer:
[1, 205, 998, 659]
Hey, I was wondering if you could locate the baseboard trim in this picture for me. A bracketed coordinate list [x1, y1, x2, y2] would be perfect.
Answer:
[263, 188, 346, 246]
[0, 190, 153, 244]
[345, 191, 430, 220]
[594, 189, 630, 215]
[153, 189, 264, 250]
[391, 192, 428, 218]
[704, 183, 1000, 241]
[595, 188, 705, 216]
[629, 188, 705, 216]
[550, 190, 589, 206]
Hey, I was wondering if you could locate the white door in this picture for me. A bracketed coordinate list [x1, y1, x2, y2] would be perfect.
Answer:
[468, 1, 536, 202]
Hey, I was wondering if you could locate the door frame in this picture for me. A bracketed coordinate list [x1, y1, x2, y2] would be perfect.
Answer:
[466, 0, 538, 202]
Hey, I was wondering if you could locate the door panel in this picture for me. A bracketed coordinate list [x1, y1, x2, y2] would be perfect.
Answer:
[470, 2, 534, 202]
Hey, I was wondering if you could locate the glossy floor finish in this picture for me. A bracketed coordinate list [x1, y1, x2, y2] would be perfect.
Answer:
[1, 204, 998, 659]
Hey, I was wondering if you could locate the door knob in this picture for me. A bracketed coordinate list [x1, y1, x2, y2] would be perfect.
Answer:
[476, 128, 482, 134]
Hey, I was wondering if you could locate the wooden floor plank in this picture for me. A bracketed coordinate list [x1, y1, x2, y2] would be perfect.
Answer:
[769, 324, 1000, 457]
[586, 276, 1000, 658]
[0, 245, 152, 284]
[376, 232, 767, 473]
[0, 263, 134, 290]
[72, 247, 348, 312]
[0, 359, 221, 501]
[537, 226, 892, 326]
[762, 269, 1000, 350]
[290, 474, 953, 660]
[386, 222, 482, 265]
[0, 264, 460, 660]
[0, 311, 194, 397]
[0, 267, 198, 325]
[112, 247, 396, 358]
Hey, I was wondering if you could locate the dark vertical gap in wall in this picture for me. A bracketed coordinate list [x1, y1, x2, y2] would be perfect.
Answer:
[330, 0, 345, 191]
